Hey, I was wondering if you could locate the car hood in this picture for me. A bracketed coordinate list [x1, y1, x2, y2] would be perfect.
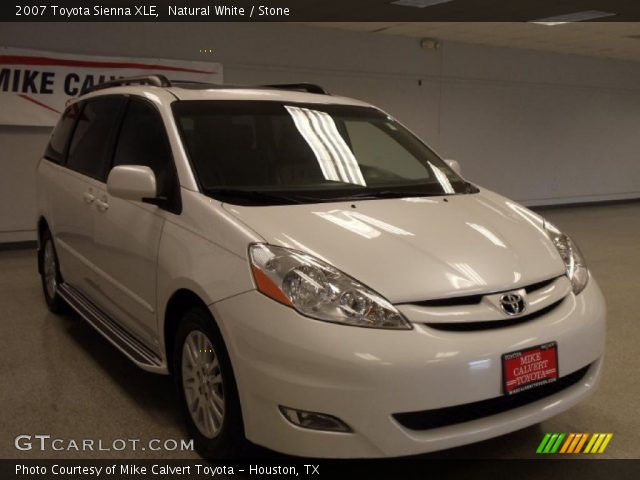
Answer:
[222, 190, 566, 303]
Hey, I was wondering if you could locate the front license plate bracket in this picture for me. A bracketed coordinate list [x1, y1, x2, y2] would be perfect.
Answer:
[502, 342, 559, 395]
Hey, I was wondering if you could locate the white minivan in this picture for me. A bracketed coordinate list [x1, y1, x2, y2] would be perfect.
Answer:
[36, 76, 606, 458]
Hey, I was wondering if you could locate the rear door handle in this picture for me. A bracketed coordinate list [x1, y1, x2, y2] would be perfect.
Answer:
[83, 191, 95, 204]
[95, 197, 109, 212]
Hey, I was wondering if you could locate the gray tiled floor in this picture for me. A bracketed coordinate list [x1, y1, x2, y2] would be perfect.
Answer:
[1, 203, 638, 459]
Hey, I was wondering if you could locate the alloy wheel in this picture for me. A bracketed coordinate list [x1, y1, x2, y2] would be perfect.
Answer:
[43, 239, 58, 299]
[181, 330, 225, 439]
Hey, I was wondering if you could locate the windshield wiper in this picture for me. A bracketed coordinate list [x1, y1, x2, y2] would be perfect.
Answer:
[323, 190, 443, 201]
[207, 185, 478, 205]
[207, 188, 310, 204]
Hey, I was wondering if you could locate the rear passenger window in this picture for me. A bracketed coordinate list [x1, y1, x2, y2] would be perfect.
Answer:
[112, 99, 176, 200]
[67, 97, 125, 180]
[44, 103, 81, 164]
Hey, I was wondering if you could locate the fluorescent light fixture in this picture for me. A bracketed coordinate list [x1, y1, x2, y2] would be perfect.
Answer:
[531, 10, 616, 25]
[390, 0, 453, 8]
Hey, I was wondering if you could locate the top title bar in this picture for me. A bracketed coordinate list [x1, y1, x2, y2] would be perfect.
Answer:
[2, 0, 640, 22]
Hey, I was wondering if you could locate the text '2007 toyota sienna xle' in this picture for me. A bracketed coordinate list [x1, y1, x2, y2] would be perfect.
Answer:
[36, 75, 606, 458]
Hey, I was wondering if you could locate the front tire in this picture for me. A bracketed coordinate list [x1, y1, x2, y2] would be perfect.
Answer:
[40, 230, 66, 313]
[173, 307, 246, 458]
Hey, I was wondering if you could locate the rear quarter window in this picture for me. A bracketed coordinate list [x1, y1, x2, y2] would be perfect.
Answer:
[44, 103, 81, 164]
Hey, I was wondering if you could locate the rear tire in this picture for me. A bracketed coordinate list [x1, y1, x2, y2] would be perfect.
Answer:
[173, 307, 246, 459]
[40, 230, 66, 313]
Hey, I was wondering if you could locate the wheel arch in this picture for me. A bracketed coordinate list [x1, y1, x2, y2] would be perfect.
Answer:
[163, 288, 212, 373]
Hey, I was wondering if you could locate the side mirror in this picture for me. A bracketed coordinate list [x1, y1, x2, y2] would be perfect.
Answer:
[444, 159, 462, 176]
[107, 165, 157, 202]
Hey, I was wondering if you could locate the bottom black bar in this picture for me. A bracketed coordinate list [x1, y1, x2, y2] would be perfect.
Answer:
[3, 459, 640, 480]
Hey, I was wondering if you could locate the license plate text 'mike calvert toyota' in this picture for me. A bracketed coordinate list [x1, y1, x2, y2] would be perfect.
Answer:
[502, 342, 559, 395]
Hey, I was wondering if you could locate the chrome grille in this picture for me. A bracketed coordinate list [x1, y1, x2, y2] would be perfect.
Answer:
[397, 275, 571, 330]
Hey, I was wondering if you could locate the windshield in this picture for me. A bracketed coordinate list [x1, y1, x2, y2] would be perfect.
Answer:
[172, 100, 475, 205]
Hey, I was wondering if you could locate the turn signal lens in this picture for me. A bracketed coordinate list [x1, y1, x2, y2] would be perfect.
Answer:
[250, 265, 292, 306]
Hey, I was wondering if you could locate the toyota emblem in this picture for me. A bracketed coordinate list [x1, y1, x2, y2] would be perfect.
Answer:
[499, 293, 526, 316]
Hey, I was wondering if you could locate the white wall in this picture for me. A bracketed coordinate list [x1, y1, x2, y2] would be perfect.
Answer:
[2, 22, 640, 242]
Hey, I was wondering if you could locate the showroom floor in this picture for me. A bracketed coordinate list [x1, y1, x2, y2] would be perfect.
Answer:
[0, 202, 638, 460]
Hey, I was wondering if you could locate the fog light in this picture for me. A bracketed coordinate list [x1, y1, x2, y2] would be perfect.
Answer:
[279, 406, 352, 432]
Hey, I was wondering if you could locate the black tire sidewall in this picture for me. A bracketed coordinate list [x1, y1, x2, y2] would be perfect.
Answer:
[40, 230, 65, 313]
[173, 307, 245, 459]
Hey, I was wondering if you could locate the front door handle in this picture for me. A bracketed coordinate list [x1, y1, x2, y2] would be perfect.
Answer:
[95, 197, 109, 212]
[83, 191, 95, 204]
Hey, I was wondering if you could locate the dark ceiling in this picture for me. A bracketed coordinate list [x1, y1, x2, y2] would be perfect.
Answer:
[4, 0, 640, 22]
[281, 0, 640, 21]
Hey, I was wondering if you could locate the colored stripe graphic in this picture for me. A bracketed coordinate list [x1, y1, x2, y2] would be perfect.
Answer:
[537, 433, 565, 454]
[18, 94, 61, 114]
[536, 433, 552, 453]
[583, 434, 598, 453]
[590, 434, 607, 453]
[567, 434, 583, 453]
[598, 434, 613, 453]
[537, 433, 612, 454]
[559, 433, 575, 453]
[550, 433, 565, 453]
[574, 433, 589, 453]
[543, 433, 558, 453]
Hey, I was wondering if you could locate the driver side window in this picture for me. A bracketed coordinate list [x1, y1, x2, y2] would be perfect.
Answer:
[112, 98, 179, 209]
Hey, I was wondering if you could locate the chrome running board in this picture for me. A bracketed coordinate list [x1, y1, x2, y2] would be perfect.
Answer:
[57, 283, 164, 372]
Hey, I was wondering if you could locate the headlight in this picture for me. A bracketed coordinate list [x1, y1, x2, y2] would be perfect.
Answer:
[249, 244, 412, 330]
[544, 222, 589, 295]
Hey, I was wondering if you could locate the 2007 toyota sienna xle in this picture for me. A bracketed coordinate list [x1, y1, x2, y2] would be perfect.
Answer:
[36, 75, 606, 458]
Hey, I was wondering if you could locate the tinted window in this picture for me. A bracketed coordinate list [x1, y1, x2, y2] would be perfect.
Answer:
[67, 97, 124, 180]
[112, 99, 176, 199]
[344, 120, 429, 180]
[44, 103, 81, 164]
[173, 101, 469, 205]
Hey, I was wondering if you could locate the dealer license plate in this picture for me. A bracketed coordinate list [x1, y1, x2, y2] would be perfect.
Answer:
[502, 342, 558, 395]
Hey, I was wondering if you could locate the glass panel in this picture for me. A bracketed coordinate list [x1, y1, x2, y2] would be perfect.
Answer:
[112, 99, 175, 198]
[67, 97, 124, 181]
[173, 101, 471, 205]
[45, 103, 82, 164]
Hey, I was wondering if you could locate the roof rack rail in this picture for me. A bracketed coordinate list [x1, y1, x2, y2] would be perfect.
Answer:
[80, 77, 329, 96]
[261, 83, 328, 95]
[82, 75, 172, 95]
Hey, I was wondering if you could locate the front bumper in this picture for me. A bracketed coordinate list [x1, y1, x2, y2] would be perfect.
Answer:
[211, 278, 606, 458]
